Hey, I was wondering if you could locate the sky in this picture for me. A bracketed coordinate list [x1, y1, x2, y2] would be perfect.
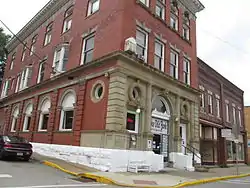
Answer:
[0, 0, 250, 105]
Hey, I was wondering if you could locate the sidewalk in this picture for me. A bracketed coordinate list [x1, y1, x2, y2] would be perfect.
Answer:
[32, 153, 250, 187]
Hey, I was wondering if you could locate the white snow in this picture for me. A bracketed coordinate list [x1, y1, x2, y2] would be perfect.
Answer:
[31, 143, 164, 172]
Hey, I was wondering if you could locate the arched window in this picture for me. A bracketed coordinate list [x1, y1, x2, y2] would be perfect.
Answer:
[11, 107, 19, 132]
[38, 99, 51, 131]
[44, 22, 53, 46]
[23, 104, 33, 131]
[62, 6, 73, 33]
[59, 91, 76, 131]
[30, 34, 38, 55]
[152, 96, 171, 119]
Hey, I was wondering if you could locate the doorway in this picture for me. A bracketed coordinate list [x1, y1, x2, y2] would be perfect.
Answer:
[153, 134, 161, 154]
[179, 124, 187, 154]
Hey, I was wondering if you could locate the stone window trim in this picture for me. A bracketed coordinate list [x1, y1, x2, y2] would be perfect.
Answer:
[182, 52, 191, 61]
[10, 106, 19, 133]
[91, 80, 105, 103]
[38, 97, 51, 132]
[232, 103, 235, 107]
[225, 99, 229, 104]
[126, 110, 140, 134]
[135, 20, 151, 33]
[128, 82, 144, 104]
[215, 94, 220, 99]
[154, 33, 167, 44]
[199, 85, 205, 91]
[207, 90, 213, 95]
[169, 43, 181, 53]
[22, 103, 33, 132]
[81, 26, 98, 38]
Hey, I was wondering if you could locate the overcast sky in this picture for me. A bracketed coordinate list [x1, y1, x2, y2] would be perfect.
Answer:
[0, 0, 249, 105]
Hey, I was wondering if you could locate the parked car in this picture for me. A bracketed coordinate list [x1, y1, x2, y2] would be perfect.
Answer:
[0, 135, 33, 161]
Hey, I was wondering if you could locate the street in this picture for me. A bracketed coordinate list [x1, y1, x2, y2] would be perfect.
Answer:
[189, 177, 250, 188]
[0, 159, 120, 188]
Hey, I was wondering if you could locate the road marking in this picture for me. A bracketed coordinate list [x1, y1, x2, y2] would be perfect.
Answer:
[0, 174, 12, 178]
[221, 179, 250, 185]
[5, 183, 107, 188]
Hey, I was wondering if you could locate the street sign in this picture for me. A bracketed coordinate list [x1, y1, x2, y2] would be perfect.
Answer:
[221, 129, 232, 138]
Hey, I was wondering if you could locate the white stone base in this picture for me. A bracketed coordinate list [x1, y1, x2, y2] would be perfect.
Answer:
[169, 152, 195, 171]
[31, 143, 164, 173]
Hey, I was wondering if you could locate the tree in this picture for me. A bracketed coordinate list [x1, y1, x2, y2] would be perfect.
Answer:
[0, 27, 11, 63]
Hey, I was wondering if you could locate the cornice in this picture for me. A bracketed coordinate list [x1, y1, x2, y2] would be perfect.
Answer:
[179, 0, 205, 13]
[6, 0, 71, 52]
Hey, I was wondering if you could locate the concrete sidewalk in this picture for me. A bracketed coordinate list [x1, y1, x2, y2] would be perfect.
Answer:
[32, 153, 250, 187]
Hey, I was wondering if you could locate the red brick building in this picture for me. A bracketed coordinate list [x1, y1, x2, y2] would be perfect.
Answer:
[0, 0, 204, 166]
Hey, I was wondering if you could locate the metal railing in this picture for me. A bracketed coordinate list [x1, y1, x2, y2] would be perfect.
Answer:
[182, 144, 201, 166]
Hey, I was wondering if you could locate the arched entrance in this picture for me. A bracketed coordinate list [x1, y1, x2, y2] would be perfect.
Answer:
[151, 96, 171, 161]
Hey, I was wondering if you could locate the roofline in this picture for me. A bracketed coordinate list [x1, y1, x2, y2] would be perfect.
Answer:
[198, 57, 244, 94]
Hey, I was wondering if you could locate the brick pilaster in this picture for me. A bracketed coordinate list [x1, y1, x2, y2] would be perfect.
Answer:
[30, 96, 39, 141]
[3, 105, 12, 134]
[16, 101, 25, 135]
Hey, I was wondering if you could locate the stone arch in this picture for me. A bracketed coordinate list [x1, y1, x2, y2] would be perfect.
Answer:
[12, 106, 19, 117]
[59, 89, 77, 107]
[152, 92, 174, 117]
[152, 96, 171, 118]
[24, 103, 33, 115]
[38, 96, 51, 111]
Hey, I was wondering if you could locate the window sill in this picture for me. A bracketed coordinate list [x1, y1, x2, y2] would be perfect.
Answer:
[127, 130, 138, 134]
[61, 29, 71, 36]
[43, 42, 51, 48]
[38, 130, 48, 132]
[85, 10, 99, 19]
[58, 129, 73, 133]
[21, 130, 29, 133]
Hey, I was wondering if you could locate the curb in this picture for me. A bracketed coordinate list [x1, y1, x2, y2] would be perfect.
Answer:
[43, 160, 250, 188]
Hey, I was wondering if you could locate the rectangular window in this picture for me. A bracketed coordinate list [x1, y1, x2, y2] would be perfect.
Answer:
[154, 40, 164, 71]
[62, 110, 74, 130]
[30, 35, 38, 56]
[139, 0, 149, 7]
[183, 24, 190, 41]
[183, 59, 190, 85]
[23, 116, 31, 131]
[52, 45, 69, 74]
[41, 114, 49, 130]
[44, 23, 53, 46]
[63, 19, 72, 33]
[81, 34, 95, 64]
[200, 93, 205, 108]
[226, 103, 230, 122]
[126, 111, 139, 133]
[1, 79, 10, 98]
[208, 94, 213, 114]
[136, 28, 148, 62]
[87, 0, 100, 16]
[238, 110, 242, 127]
[170, 14, 178, 31]
[155, 1, 165, 20]
[170, 50, 178, 79]
[15, 75, 20, 93]
[19, 67, 32, 91]
[10, 53, 16, 70]
[21, 43, 27, 62]
[11, 118, 17, 132]
[37, 61, 45, 83]
[216, 98, 220, 118]
[233, 106, 236, 125]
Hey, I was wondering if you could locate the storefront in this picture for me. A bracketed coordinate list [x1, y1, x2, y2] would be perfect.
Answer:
[226, 134, 245, 162]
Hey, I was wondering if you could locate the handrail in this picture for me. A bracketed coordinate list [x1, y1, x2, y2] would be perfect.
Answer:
[182, 145, 201, 159]
[186, 143, 200, 154]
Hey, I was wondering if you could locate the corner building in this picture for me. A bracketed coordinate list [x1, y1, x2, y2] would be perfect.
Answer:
[0, 0, 204, 166]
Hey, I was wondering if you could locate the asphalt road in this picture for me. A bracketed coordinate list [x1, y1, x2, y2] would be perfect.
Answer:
[189, 177, 250, 188]
[0, 158, 120, 188]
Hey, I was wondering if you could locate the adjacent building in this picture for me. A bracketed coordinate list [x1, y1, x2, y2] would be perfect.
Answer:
[198, 58, 247, 165]
[0, 0, 204, 168]
[244, 106, 250, 163]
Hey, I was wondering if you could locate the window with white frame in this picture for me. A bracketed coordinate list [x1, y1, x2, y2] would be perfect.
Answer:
[126, 111, 139, 133]
[23, 104, 33, 132]
[15, 74, 20, 93]
[10, 53, 16, 70]
[44, 23, 53, 46]
[81, 34, 95, 64]
[183, 59, 190, 85]
[21, 42, 27, 62]
[155, 0, 165, 20]
[37, 61, 45, 83]
[11, 107, 19, 132]
[136, 28, 148, 62]
[139, 0, 149, 7]
[208, 92, 213, 114]
[215, 96, 220, 118]
[59, 92, 76, 131]
[87, 0, 100, 16]
[63, 6, 73, 33]
[19, 66, 32, 91]
[226, 102, 230, 122]
[199, 85, 205, 109]
[30, 35, 38, 56]
[52, 44, 69, 73]
[154, 40, 164, 71]
[232, 105, 236, 125]
[170, 5, 178, 31]
[183, 24, 190, 40]
[38, 99, 51, 131]
[238, 109, 242, 127]
[170, 50, 178, 79]
[1, 79, 10, 98]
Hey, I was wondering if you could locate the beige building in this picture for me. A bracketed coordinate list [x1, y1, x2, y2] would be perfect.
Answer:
[244, 106, 250, 163]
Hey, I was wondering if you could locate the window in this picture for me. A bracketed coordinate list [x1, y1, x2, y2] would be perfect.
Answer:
[216, 97, 220, 118]
[10, 53, 16, 70]
[139, 0, 149, 7]
[11, 107, 19, 132]
[238, 110, 242, 127]
[23, 104, 33, 132]
[170, 50, 178, 79]
[38, 99, 51, 131]
[52, 44, 69, 73]
[15, 74, 20, 93]
[208, 93, 213, 114]
[59, 92, 76, 131]
[183, 24, 190, 41]
[1, 79, 10, 98]
[233, 106, 236, 125]
[63, 7, 73, 33]
[44, 23, 53, 46]
[199, 86, 205, 109]
[37, 61, 45, 83]
[155, 1, 165, 20]
[81, 34, 95, 64]
[226, 102, 230, 122]
[21, 42, 27, 62]
[136, 28, 148, 62]
[183, 59, 190, 85]
[30, 35, 38, 56]
[19, 66, 33, 91]
[126, 111, 139, 133]
[87, 0, 100, 16]
[154, 40, 164, 71]
[170, 5, 179, 31]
